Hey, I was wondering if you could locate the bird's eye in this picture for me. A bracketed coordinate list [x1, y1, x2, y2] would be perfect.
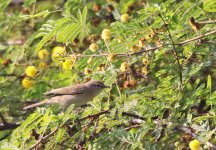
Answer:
[95, 84, 100, 87]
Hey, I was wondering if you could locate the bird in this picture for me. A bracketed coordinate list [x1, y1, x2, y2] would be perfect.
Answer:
[23, 80, 109, 110]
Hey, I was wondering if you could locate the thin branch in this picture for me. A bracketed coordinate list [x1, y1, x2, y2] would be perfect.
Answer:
[78, 110, 110, 122]
[122, 112, 145, 120]
[69, 28, 216, 59]
[159, 13, 183, 87]
[198, 19, 216, 24]
[178, 28, 216, 45]
[0, 113, 20, 131]
[29, 127, 59, 150]
[28, 109, 147, 149]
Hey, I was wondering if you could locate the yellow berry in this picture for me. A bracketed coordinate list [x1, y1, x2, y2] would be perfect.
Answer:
[89, 43, 99, 52]
[138, 39, 145, 47]
[142, 67, 148, 75]
[84, 67, 92, 75]
[121, 13, 129, 23]
[120, 62, 129, 72]
[189, 139, 201, 150]
[101, 29, 111, 40]
[130, 45, 140, 53]
[108, 53, 117, 62]
[22, 77, 33, 89]
[117, 38, 122, 43]
[25, 66, 37, 77]
[142, 57, 149, 65]
[62, 59, 75, 70]
[38, 62, 47, 69]
[38, 49, 49, 60]
[52, 46, 65, 59]
[97, 64, 105, 71]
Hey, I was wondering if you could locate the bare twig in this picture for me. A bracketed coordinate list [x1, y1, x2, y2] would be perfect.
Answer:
[178, 28, 216, 45]
[29, 127, 59, 150]
[159, 13, 183, 87]
[198, 19, 216, 24]
[0, 113, 20, 131]
[69, 28, 216, 59]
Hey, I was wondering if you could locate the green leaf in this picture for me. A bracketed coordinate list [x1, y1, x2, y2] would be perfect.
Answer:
[36, 29, 56, 51]
[23, 0, 36, 7]
[203, 0, 216, 12]
[0, 0, 11, 13]
[56, 23, 84, 43]
[207, 75, 212, 91]
[81, 6, 88, 23]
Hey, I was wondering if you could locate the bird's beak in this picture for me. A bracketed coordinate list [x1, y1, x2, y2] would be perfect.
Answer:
[103, 85, 110, 88]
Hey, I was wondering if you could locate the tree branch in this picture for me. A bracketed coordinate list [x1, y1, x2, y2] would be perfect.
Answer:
[0, 113, 20, 131]
[69, 28, 216, 59]
[159, 13, 183, 87]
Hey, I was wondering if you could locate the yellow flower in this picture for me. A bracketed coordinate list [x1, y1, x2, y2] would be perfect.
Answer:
[84, 67, 92, 75]
[142, 67, 148, 75]
[108, 53, 117, 62]
[189, 139, 201, 150]
[142, 57, 149, 65]
[120, 62, 129, 72]
[38, 49, 49, 60]
[22, 77, 33, 89]
[138, 39, 145, 47]
[62, 59, 75, 70]
[121, 13, 129, 23]
[101, 29, 111, 40]
[130, 45, 140, 53]
[52, 46, 65, 59]
[89, 43, 99, 52]
[38, 62, 47, 69]
[25, 66, 37, 77]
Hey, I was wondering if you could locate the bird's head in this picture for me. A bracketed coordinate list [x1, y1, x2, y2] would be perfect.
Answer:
[86, 80, 110, 91]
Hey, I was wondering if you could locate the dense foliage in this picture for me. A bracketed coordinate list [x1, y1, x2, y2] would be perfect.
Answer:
[0, 0, 216, 149]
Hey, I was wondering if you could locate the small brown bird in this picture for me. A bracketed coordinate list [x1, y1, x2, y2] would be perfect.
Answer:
[23, 80, 109, 110]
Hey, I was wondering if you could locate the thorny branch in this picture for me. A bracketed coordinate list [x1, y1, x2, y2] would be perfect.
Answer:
[68, 28, 216, 58]
[29, 110, 146, 149]
[159, 13, 183, 87]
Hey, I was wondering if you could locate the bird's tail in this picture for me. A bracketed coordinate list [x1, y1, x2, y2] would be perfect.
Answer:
[23, 100, 48, 110]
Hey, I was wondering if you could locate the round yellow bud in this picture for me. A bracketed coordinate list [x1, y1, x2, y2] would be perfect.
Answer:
[142, 57, 149, 65]
[97, 64, 105, 71]
[52, 46, 65, 59]
[89, 43, 98, 52]
[138, 39, 145, 47]
[62, 59, 75, 70]
[22, 77, 33, 89]
[142, 67, 148, 75]
[130, 45, 140, 53]
[117, 38, 122, 43]
[101, 29, 111, 40]
[121, 13, 129, 23]
[84, 67, 92, 75]
[38, 62, 47, 69]
[38, 49, 49, 60]
[120, 62, 129, 72]
[25, 66, 37, 77]
[189, 139, 201, 150]
[108, 53, 117, 62]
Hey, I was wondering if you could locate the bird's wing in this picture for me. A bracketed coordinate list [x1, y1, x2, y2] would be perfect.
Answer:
[44, 84, 86, 97]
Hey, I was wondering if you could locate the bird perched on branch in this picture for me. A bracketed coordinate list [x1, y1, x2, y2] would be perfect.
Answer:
[23, 80, 109, 110]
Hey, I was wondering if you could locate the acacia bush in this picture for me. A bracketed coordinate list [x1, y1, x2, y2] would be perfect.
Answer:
[0, 0, 216, 149]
